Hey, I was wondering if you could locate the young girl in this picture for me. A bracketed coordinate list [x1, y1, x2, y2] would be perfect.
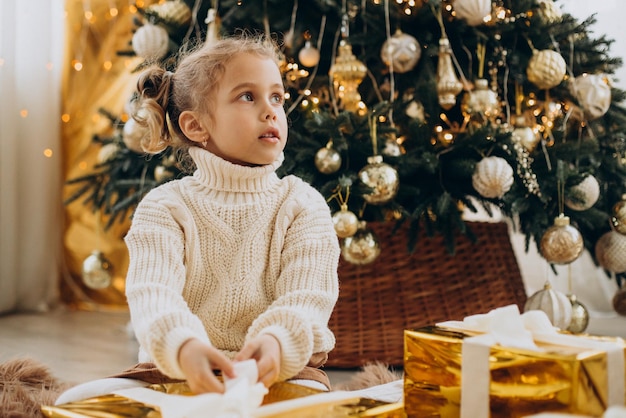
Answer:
[56, 33, 340, 403]
[123, 33, 340, 394]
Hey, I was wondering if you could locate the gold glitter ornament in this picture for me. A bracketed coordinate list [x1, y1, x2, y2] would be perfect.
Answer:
[358, 155, 400, 205]
[149, 0, 192, 29]
[341, 222, 381, 265]
[526, 49, 567, 90]
[380, 29, 421, 74]
[453, 0, 492, 26]
[611, 197, 626, 234]
[524, 282, 572, 330]
[536, 0, 562, 23]
[613, 287, 626, 316]
[540, 215, 584, 265]
[131, 24, 170, 60]
[436, 37, 464, 110]
[82, 250, 113, 290]
[332, 204, 359, 238]
[570, 73, 612, 120]
[462, 78, 500, 124]
[314, 143, 342, 174]
[511, 115, 540, 152]
[566, 294, 589, 334]
[595, 230, 626, 273]
[564, 174, 600, 211]
[329, 40, 367, 112]
[471, 156, 514, 199]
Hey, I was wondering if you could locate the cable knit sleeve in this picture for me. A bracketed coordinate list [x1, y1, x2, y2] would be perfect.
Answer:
[124, 186, 210, 380]
[245, 180, 340, 381]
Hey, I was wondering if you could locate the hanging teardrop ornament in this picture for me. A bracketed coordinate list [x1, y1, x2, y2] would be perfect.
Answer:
[329, 40, 368, 113]
[566, 294, 589, 334]
[436, 36, 463, 110]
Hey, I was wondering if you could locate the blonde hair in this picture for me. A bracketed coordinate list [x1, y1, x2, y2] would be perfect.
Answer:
[131, 33, 282, 154]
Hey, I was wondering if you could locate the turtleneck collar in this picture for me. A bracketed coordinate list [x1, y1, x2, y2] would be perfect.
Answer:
[188, 146, 283, 194]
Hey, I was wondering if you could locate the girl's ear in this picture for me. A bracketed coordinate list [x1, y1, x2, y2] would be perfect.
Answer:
[179, 110, 209, 144]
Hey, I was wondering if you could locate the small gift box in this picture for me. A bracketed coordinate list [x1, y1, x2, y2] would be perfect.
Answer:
[403, 305, 625, 418]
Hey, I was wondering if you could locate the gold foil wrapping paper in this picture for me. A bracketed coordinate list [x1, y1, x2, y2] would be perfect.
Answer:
[403, 326, 625, 418]
[42, 381, 405, 418]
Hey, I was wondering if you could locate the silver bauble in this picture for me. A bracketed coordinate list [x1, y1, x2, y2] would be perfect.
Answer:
[380, 29, 421, 74]
[524, 282, 572, 330]
[566, 294, 589, 334]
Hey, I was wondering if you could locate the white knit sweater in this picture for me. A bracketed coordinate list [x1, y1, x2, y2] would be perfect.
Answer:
[124, 147, 340, 382]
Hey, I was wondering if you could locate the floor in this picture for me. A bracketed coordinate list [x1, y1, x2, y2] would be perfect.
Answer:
[0, 306, 357, 388]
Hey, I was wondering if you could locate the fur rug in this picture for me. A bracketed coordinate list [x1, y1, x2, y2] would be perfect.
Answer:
[0, 357, 71, 418]
[0, 358, 399, 416]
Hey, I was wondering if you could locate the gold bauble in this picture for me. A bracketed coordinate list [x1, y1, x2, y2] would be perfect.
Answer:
[329, 40, 367, 112]
[149, 0, 192, 29]
[453, 0, 492, 26]
[358, 155, 399, 205]
[314, 145, 342, 174]
[471, 156, 514, 199]
[131, 24, 170, 60]
[380, 29, 421, 74]
[436, 37, 463, 110]
[595, 230, 626, 273]
[526, 49, 566, 90]
[540, 215, 584, 265]
[566, 294, 589, 334]
[341, 222, 380, 265]
[332, 205, 359, 238]
[462, 79, 500, 124]
[537, 0, 562, 23]
[570, 73, 611, 120]
[611, 198, 626, 234]
[511, 115, 540, 152]
[82, 250, 113, 290]
[613, 287, 626, 316]
[564, 174, 600, 211]
[524, 282, 572, 330]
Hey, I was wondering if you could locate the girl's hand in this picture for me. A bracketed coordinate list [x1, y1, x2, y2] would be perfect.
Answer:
[235, 334, 281, 388]
[178, 338, 236, 394]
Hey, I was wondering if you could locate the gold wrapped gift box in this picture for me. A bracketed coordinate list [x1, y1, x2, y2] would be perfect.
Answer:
[404, 326, 626, 418]
[42, 381, 405, 418]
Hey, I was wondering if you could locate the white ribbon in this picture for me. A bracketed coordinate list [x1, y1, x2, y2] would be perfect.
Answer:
[437, 305, 625, 418]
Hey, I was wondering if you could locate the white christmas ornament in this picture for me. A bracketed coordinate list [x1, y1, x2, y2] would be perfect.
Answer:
[298, 41, 320, 68]
[132, 24, 170, 60]
[472, 156, 514, 199]
[122, 118, 149, 153]
[150, 0, 192, 28]
[570, 73, 612, 120]
[380, 29, 421, 73]
[453, 0, 492, 26]
[524, 282, 572, 330]
[526, 49, 566, 90]
[565, 174, 600, 211]
[595, 230, 626, 273]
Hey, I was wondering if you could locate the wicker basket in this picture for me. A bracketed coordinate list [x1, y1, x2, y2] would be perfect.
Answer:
[326, 221, 527, 368]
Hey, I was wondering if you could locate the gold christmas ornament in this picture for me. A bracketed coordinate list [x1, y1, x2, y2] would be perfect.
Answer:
[570, 73, 612, 120]
[526, 49, 567, 90]
[565, 174, 600, 211]
[298, 40, 321, 68]
[122, 118, 148, 153]
[380, 29, 421, 74]
[566, 294, 589, 334]
[524, 282, 572, 330]
[131, 24, 170, 60]
[511, 115, 540, 152]
[332, 204, 359, 238]
[82, 250, 113, 290]
[436, 37, 463, 110]
[461, 78, 500, 124]
[471, 156, 514, 199]
[358, 155, 400, 205]
[329, 40, 367, 112]
[613, 287, 626, 316]
[540, 215, 584, 265]
[595, 230, 626, 273]
[341, 222, 381, 265]
[536, 0, 562, 23]
[314, 143, 342, 174]
[96, 143, 120, 164]
[148, 0, 192, 29]
[453, 0, 492, 26]
[611, 197, 626, 234]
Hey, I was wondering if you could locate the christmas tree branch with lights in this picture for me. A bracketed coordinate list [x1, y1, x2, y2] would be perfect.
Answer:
[65, 0, 626, 314]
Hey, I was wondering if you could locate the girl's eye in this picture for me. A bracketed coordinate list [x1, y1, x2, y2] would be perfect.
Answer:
[271, 94, 284, 104]
[240, 93, 253, 101]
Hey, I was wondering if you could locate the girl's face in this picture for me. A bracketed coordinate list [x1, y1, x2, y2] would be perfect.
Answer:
[203, 53, 288, 166]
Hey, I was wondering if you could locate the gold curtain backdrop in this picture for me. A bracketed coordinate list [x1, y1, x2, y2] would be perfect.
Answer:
[62, 0, 160, 309]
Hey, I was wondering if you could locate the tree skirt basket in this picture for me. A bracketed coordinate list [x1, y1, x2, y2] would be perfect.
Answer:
[326, 221, 527, 368]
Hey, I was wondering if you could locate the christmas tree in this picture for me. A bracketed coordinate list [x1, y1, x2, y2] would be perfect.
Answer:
[65, 0, 626, 310]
